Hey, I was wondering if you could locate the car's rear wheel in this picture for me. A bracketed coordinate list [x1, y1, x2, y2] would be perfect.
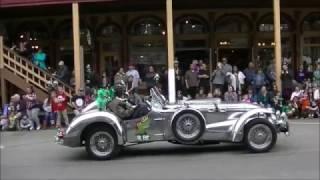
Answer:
[85, 126, 120, 160]
[172, 113, 205, 144]
[244, 120, 277, 153]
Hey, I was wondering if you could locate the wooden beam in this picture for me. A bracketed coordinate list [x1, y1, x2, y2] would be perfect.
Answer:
[273, 0, 282, 91]
[166, 0, 176, 103]
[0, 36, 7, 105]
[72, 2, 84, 91]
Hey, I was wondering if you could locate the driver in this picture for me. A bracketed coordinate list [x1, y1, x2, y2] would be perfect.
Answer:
[107, 85, 135, 120]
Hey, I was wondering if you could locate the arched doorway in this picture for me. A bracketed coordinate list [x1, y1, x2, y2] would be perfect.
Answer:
[256, 13, 294, 70]
[214, 14, 251, 70]
[97, 22, 122, 78]
[174, 15, 210, 72]
[301, 12, 320, 67]
[128, 16, 166, 79]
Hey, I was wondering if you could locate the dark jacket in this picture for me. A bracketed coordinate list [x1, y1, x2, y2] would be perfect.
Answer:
[107, 98, 134, 120]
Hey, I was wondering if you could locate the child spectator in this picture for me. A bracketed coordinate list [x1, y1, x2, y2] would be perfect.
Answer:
[224, 85, 238, 103]
[257, 86, 271, 107]
[19, 115, 33, 131]
[43, 92, 55, 129]
[71, 89, 86, 115]
[241, 94, 251, 103]
[55, 86, 69, 128]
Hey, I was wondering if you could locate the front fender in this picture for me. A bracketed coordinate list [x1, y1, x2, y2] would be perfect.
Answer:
[232, 108, 273, 142]
[66, 110, 124, 145]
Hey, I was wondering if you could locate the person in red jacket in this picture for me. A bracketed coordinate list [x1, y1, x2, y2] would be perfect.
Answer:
[54, 86, 69, 128]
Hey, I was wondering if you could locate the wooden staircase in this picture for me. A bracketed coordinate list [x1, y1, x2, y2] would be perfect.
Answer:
[0, 38, 74, 104]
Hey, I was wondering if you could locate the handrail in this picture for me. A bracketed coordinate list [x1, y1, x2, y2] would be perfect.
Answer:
[2, 46, 74, 99]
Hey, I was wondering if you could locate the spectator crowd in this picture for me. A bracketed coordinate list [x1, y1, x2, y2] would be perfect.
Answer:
[1, 43, 320, 131]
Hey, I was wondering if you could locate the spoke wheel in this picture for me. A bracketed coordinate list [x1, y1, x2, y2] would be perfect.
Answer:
[244, 120, 277, 153]
[172, 113, 205, 143]
[85, 126, 120, 160]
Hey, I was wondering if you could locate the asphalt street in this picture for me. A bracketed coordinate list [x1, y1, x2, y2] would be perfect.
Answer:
[0, 119, 319, 180]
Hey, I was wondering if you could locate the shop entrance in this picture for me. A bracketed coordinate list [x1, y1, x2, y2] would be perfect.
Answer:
[217, 48, 250, 70]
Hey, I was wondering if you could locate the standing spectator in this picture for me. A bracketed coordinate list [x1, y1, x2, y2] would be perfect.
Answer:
[71, 89, 86, 116]
[185, 64, 199, 99]
[126, 64, 140, 93]
[55, 86, 69, 128]
[114, 67, 126, 85]
[296, 65, 306, 84]
[281, 64, 294, 101]
[221, 57, 232, 74]
[305, 64, 314, 80]
[257, 86, 271, 107]
[43, 93, 55, 129]
[24, 87, 40, 130]
[313, 63, 320, 86]
[253, 68, 267, 94]
[191, 59, 200, 73]
[244, 62, 256, 89]
[224, 85, 238, 103]
[55, 61, 70, 83]
[266, 62, 276, 85]
[101, 72, 108, 88]
[145, 66, 156, 92]
[198, 64, 210, 97]
[174, 60, 183, 94]
[85, 64, 97, 87]
[32, 48, 47, 70]
[231, 66, 246, 94]
[70, 71, 76, 88]
[212, 62, 225, 94]
[160, 69, 168, 97]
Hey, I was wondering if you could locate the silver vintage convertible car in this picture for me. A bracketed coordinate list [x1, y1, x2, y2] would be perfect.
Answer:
[56, 87, 289, 160]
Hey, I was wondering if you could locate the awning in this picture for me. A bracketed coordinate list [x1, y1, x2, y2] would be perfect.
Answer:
[0, 0, 115, 8]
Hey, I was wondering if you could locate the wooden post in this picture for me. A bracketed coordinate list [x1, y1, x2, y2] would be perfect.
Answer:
[166, 0, 176, 103]
[0, 36, 7, 105]
[72, 2, 84, 91]
[273, 0, 282, 91]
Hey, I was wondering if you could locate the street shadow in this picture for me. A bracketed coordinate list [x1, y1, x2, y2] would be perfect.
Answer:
[64, 142, 248, 161]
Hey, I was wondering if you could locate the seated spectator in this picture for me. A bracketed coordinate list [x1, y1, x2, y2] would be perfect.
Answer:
[290, 86, 303, 101]
[241, 94, 251, 103]
[247, 88, 257, 103]
[19, 115, 33, 131]
[55, 61, 70, 83]
[257, 86, 271, 107]
[299, 92, 313, 118]
[213, 88, 222, 99]
[224, 85, 238, 103]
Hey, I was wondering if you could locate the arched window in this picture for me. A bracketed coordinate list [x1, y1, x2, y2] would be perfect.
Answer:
[16, 21, 49, 39]
[257, 13, 293, 32]
[97, 23, 121, 37]
[175, 16, 208, 34]
[56, 20, 91, 40]
[302, 12, 320, 31]
[129, 17, 165, 36]
[215, 15, 250, 33]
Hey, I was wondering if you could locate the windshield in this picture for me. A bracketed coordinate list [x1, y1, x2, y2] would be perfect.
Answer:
[150, 87, 166, 108]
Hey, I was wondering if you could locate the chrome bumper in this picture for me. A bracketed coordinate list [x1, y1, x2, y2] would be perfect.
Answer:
[275, 113, 290, 135]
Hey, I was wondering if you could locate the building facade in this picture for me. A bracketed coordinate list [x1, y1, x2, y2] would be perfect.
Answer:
[1, 2, 319, 76]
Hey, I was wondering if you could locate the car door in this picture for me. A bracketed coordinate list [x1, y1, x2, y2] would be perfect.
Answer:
[124, 110, 166, 143]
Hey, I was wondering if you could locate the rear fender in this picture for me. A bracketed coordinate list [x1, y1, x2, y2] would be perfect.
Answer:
[68, 111, 124, 145]
[231, 108, 273, 142]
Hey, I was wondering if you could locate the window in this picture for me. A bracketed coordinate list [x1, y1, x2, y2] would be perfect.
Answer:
[215, 15, 250, 33]
[257, 14, 292, 32]
[302, 13, 320, 31]
[175, 16, 208, 34]
[98, 24, 121, 37]
[130, 17, 165, 36]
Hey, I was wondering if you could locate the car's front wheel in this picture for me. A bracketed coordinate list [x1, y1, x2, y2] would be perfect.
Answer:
[244, 120, 277, 153]
[85, 126, 120, 160]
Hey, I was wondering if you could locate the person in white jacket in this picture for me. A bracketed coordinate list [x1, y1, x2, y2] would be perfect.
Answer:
[227, 66, 246, 95]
